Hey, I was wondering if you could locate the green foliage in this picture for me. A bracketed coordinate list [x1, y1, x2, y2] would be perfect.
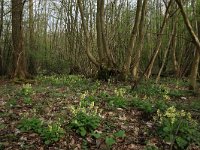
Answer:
[131, 97, 168, 114]
[18, 117, 43, 132]
[114, 130, 126, 138]
[18, 117, 65, 145]
[98, 88, 128, 108]
[17, 84, 34, 105]
[132, 84, 169, 99]
[19, 84, 34, 97]
[69, 94, 101, 136]
[37, 75, 100, 91]
[105, 137, 116, 147]
[91, 130, 126, 148]
[154, 106, 200, 149]
[40, 122, 65, 145]
[108, 96, 128, 108]
[144, 145, 159, 150]
[6, 99, 17, 108]
[131, 97, 154, 113]
[70, 112, 101, 137]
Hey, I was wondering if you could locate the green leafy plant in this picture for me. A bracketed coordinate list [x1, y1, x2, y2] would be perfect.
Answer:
[19, 84, 33, 97]
[18, 117, 65, 145]
[70, 112, 101, 136]
[6, 99, 17, 108]
[108, 96, 128, 108]
[91, 130, 126, 148]
[17, 84, 34, 105]
[131, 97, 154, 113]
[105, 137, 116, 147]
[69, 93, 102, 136]
[154, 106, 200, 149]
[144, 145, 159, 150]
[132, 84, 169, 99]
[40, 122, 65, 145]
[131, 97, 168, 114]
[18, 117, 43, 133]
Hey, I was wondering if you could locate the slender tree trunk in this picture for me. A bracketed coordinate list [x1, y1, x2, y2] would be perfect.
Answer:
[123, 0, 143, 79]
[175, 0, 200, 51]
[189, 0, 200, 91]
[11, 0, 28, 79]
[175, 0, 200, 91]
[0, 0, 3, 75]
[144, 0, 172, 79]
[96, 0, 104, 64]
[156, 19, 176, 83]
[132, 0, 148, 80]
[28, 0, 37, 74]
[172, 28, 179, 77]
[77, 0, 99, 67]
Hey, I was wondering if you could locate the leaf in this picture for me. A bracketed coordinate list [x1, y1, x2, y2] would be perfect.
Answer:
[79, 127, 87, 137]
[114, 130, 125, 138]
[45, 140, 50, 145]
[91, 132, 101, 139]
[163, 126, 171, 133]
[176, 136, 188, 149]
[105, 137, 116, 147]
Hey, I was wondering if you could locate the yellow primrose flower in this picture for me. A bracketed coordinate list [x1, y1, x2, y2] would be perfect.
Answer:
[180, 110, 186, 117]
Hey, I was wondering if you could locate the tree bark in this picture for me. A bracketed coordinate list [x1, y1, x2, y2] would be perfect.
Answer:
[123, 0, 143, 78]
[175, 0, 200, 51]
[77, 0, 99, 67]
[0, 0, 3, 75]
[144, 0, 172, 79]
[132, 0, 148, 80]
[156, 18, 177, 83]
[28, 0, 37, 74]
[11, 0, 28, 79]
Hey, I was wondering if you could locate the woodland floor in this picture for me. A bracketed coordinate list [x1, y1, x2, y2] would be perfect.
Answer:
[0, 75, 200, 150]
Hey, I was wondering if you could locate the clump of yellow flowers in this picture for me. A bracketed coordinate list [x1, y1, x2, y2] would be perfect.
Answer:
[69, 91, 102, 117]
[155, 106, 196, 125]
[114, 88, 126, 97]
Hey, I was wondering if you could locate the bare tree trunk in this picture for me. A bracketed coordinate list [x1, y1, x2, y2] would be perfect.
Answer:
[132, 0, 148, 80]
[123, 0, 143, 79]
[144, 0, 172, 79]
[11, 0, 28, 79]
[96, 0, 105, 64]
[77, 0, 99, 67]
[189, 0, 200, 91]
[175, 0, 200, 51]
[175, 0, 200, 91]
[28, 0, 37, 74]
[172, 28, 179, 77]
[156, 19, 177, 83]
[0, 0, 3, 75]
